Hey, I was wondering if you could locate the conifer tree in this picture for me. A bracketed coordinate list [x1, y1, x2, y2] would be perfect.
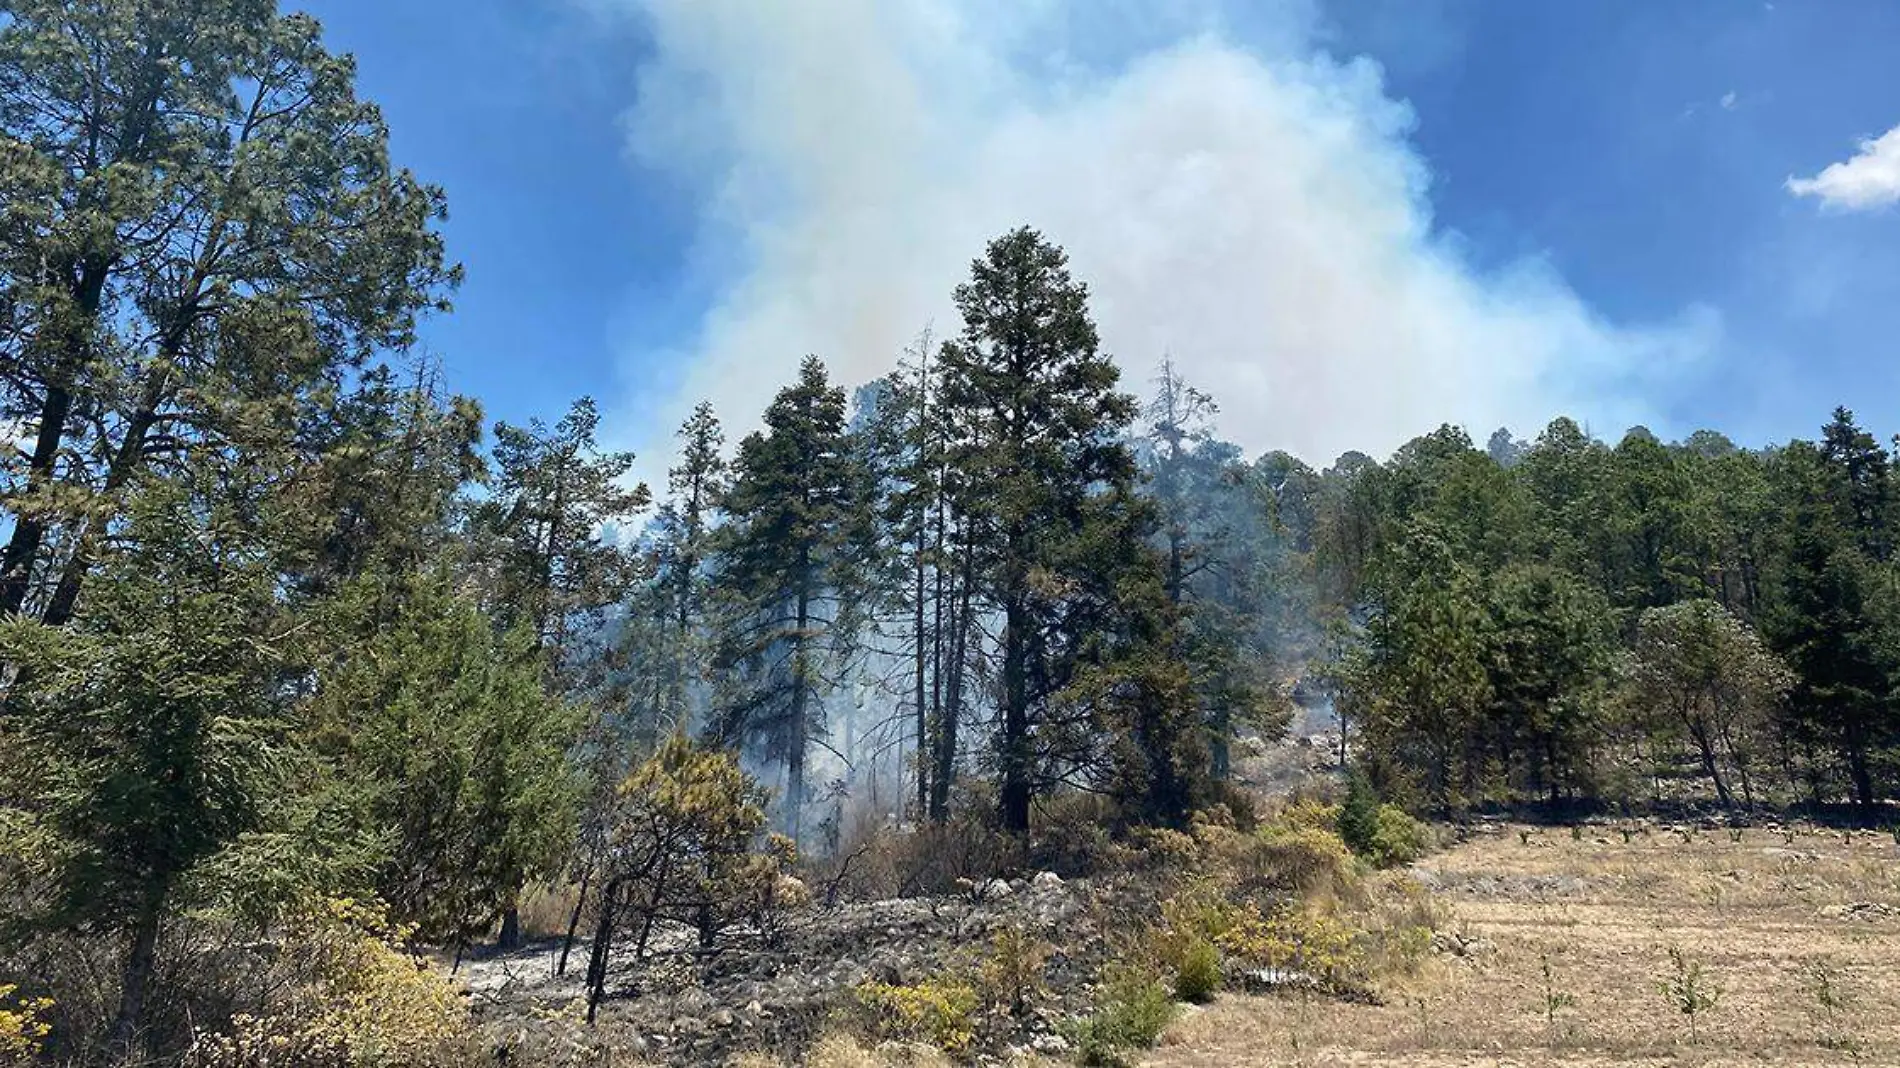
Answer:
[0, 0, 457, 625]
[937, 227, 1201, 832]
[0, 478, 297, 1054]
[475, 397, 648, 669]
[711, 357, 865, 842]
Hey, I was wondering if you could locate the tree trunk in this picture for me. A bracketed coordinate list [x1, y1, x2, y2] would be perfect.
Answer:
[41, 370, 170, 627]
[1687, 714, 1733, 808]
[583, 879, 621, 1025]
[999, 595, 1031, 835]
[787, 564, 812, 845]
[557, 867, 592, 976]
[108, 892, 163, 1058]
[930, 538, 975, 822]
[0, 385, 75, 618]
[496, 904, 522, 951]
[913, 534, 929, 818]
[1844, 712, 1875, 813]
[1209, 700, 1231, 782]
[0, 254, 112, 619]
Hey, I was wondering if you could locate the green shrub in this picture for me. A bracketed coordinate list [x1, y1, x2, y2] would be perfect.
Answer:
[1171, 937, 1222, 1003]
[1337, 772, 1380, 856]
[977, 925, 1051, 1017]
[0, 984, 53, 1060]
[1070, 965, 1177, 1067]
[187, 899, 473, 1068]
[1368, 804, 1433, 867]
[1255, 822, 1358, 899]
[854, 979, 979, 1055]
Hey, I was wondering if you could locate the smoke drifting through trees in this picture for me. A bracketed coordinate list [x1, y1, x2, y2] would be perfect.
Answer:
[6, 6, 1900, 1063]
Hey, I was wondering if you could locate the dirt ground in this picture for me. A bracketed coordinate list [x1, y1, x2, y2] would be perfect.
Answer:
[1146, 821, 1900, 1067]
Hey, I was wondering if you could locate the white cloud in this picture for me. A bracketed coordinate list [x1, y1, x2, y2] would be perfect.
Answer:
[1720, 91, 1737, 110]
[1787, 124, 1900, 211]
[606, 0, 1716, 469]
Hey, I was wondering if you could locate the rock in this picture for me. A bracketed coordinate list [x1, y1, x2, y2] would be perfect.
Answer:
[980, 878, 1014, 901]
[1032, 870, 1064, 890]
[1820, 901, 1899, 921]
[1431, 931, 1497, 958]
[1238, 966, 1321, 993]
[1030, 1033, 1071, 1055]
[709, 1008, 734, 1028]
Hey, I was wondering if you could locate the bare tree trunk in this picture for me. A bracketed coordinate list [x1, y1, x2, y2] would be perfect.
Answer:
[999, 594, 1031, 835]
[558, 867, 592, 976]
[108, 892, 163, 1059]
[584, 879, 621, 1025]
[930, 536, 975, 821]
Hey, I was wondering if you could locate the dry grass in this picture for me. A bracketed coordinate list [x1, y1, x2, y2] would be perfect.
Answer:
[725, 1033, 992, 1067]
[1145, 822, 1900, 1066]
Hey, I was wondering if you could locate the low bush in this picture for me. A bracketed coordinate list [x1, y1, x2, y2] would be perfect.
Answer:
[1254, 822, 1359, 901]
[1032, 792, 1125, 876]
[853, 979, 979, 1055]
[976, 925, 1051, 1017]
[1171, 937, 1222, 1003]
[1217, 904, 1365, 987]
[0, 983, 53, 1060]
[1070, 964, 1177, 1068]
[1368, 804, 1434, 868]
[187, 899, 472, 1068]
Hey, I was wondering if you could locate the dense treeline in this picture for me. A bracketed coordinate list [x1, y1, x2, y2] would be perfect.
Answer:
[2, 2, 1897, 1064]
[1324, 413, 1900, 815]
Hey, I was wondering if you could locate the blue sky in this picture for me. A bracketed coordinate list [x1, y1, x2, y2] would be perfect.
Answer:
[305, 0, 1900, 468]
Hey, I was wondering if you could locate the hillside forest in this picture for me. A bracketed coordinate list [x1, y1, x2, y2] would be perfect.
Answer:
[3, 3, 1900, 1066]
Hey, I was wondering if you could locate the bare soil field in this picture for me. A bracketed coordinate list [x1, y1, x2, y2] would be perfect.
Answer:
[1147, 821, 1900, 1067]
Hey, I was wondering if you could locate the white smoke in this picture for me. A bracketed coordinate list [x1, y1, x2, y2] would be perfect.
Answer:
[602, 0, 1718, 469]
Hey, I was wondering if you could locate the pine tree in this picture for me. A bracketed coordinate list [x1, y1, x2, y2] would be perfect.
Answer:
[0, 478, 297, 1054]
[711, 357, 865, 842]
[938, 227, 1200, 832]
[312, 567, 582, 949]
[0, 1, 458, 625]
[1141, 360, 1284, 781]
[475, 397, 649, 669]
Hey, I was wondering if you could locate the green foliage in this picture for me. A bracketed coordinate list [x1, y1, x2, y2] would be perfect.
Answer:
[185, 899, 472, 1068]
[0, 481, 299, 1049]
[0, 0, 457, 626]
[853, 979, 979, 1055]
[1337, 772, 1380, 857]
[1170, 938, 1223, 1003]
[978, 925, 1052, 1018]
[1255, 806, 1359, 900]
[314, 568, 583, 945]
[1658, 945, 1722, 1044]
[1622, 599, 1792, 808]
[1069, 964, 1178, 1067]
[1802, 958, 1858, 1052]
[936, 227, 1199, 833]
[0, 983, 53, 1059]
[583, 735, 772, 1019]
[711, 357, 864, 839]
[1368, 805, 1434, 868]
[1539, 953, 1576, 1030]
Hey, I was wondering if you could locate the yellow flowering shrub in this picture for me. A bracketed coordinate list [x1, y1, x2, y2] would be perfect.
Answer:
[1216, 903, 1364, 985]
[189, 899, 470, 1068]
[0, 983, 53, 1059]
[853, 979, 979, 1055]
